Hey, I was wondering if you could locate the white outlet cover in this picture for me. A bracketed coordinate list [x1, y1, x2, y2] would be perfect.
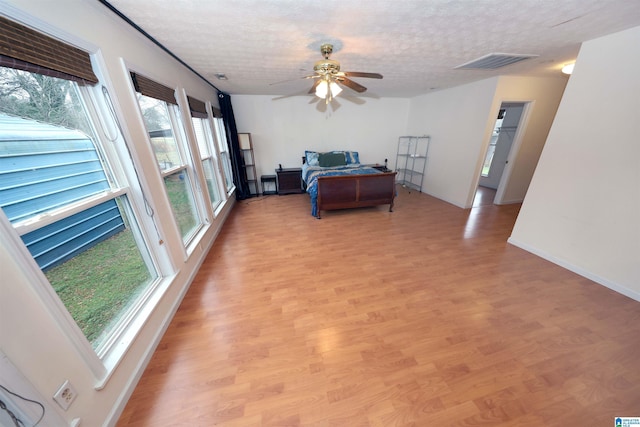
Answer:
[53, 380, 77, 411]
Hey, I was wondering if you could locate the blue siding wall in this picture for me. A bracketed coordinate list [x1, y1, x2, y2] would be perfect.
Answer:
[21, 199, 125, 271]
[0, 114, 125, 271]
[0, 116, 110, 223]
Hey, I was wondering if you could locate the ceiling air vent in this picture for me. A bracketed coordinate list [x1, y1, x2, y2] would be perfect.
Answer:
[454, 53, 538, 70]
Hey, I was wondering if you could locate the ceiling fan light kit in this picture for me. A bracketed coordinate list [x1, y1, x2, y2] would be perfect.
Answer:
[314, 79, 342, 100]
[315, 80, 329, 98]
[306, 43, 383, 104]
[329, 81, 342, 96]
[314, 59, 340, 74]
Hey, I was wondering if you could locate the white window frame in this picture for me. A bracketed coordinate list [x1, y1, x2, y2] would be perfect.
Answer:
[0, 68, 171, 383]
[135, 91, 205, 248]
[213, 117, 235, 195]
[191, 115, 224, 213]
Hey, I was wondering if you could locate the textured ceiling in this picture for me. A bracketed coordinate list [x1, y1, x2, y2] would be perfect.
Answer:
[103, 0, 640, 98]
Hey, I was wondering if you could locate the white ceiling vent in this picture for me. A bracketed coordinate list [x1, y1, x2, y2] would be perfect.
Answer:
[455, 53, 539, 70]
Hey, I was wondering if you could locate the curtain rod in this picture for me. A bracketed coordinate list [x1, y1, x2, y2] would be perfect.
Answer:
[97, 0, 220, 92]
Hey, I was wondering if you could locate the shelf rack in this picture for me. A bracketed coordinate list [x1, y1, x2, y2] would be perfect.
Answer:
[395, 135, 430, 192]
[238, 133, 259, 197]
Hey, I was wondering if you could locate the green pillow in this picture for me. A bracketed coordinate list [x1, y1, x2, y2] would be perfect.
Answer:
[318, 152, 346, 167]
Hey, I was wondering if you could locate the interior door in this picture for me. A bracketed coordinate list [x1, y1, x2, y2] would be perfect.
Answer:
[479, 104, 523, 190]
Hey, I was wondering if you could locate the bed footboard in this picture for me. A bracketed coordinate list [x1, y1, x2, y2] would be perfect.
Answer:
[316, 172, 397, 218]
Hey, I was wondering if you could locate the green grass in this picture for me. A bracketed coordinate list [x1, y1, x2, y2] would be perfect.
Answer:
[45, 228, 151, 347]
[44, 178, 195, 348]
[164, 174, 198, 238]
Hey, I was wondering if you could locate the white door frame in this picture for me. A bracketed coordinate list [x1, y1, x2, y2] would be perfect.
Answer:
[493, 101, 532, 204]
[472, 100, 534, 207]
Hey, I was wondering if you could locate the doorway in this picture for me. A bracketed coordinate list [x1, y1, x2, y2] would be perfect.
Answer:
[475, 102, 526, 205]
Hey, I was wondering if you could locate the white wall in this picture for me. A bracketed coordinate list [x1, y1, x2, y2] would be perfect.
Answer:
[0, 2, 230, 426]
[406, 78, 499, 207]
[405, 75, 566, 208]
[232, 95, 410, 179]
[510, 26, 640, 299]
[490, 76, 567, 204]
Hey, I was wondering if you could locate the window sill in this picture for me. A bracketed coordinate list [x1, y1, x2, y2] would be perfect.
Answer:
[94, 273, 175, 389]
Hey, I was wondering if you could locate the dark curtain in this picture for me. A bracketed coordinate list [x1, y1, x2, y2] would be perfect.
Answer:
[218, 91, 251, 200]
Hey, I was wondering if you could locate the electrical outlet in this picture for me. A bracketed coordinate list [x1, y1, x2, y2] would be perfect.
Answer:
[53, 380, 77, 411]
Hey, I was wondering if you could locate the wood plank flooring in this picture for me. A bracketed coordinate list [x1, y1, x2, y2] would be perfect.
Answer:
[116, 186, 640, 426]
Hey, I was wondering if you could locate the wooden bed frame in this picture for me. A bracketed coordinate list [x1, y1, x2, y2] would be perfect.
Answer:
[316, 172, 397, 219]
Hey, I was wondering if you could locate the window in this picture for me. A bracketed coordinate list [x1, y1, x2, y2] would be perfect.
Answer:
[213, 117, 234, 193]
[191, 116, 222, 210]
[0, 67, 158, 353]
[132, 76, 203, 244]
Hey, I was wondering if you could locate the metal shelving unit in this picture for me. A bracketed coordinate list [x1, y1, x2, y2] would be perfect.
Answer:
[395, 135, 430, 192]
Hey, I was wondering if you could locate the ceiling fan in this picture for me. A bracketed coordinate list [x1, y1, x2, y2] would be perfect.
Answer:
[301, 43, 383, 104]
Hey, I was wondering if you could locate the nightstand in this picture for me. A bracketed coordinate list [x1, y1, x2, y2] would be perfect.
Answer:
[276, 168, 303, 195]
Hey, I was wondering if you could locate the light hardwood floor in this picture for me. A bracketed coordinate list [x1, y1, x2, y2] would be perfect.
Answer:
[116, 186, 640, 426]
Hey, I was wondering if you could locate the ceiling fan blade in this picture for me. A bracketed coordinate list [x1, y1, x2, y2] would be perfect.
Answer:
[343, 72, 383, 79]
[338, 77, 367, 93]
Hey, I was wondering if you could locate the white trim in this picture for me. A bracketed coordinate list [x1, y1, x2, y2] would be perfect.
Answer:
[13, 189, 127, 236]
[507, 237, 640, 303]
[0, 212, 107, 379]
[116, 57, 176, 275]
[204, 107, 229, 203]
[495, 198, 524, 205]
[95, 272, 172, 389]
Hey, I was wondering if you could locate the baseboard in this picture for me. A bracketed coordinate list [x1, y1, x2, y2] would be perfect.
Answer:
[507, 237, 640, 303]
[496, 198, 523, 205]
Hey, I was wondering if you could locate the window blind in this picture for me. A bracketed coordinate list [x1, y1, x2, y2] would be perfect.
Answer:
[0, 16, 98, 85]
[187, 96, 207, 118]
[130, 72, 177, 105]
